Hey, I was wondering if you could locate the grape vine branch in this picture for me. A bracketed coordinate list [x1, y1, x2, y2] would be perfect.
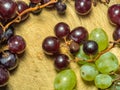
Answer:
[0, 0, 57, 31]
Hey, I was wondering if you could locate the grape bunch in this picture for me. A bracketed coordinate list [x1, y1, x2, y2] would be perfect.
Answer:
[42, 19, 120, 90]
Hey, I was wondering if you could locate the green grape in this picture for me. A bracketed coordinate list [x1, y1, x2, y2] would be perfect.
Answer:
[54, 69, 77, 90]
[89, 28, 109, 52]
[95, 52, 119, 74]
[94, 74, 113, 89]
[109, 81, 120, 90]
[75, 45, 90, 65]
[80, 63, 99, 81]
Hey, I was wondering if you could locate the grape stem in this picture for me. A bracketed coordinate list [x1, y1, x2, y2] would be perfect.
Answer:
[0, 0, 57, 31]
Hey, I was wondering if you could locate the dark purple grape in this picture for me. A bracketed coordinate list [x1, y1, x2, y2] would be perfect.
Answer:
[54, 54, 69, 71]
[68, 27, 88, 44]
[75, 0, 92, 15]
[0, 50, 18, 71]
[8, 35, 26, 54]
[83, 40, 98, 55]
[69, 41, 80, 53]
[108, 4, 120, 25]
[0, 0, 17, 20]
[30, 0, 41, 4]
[0, 27, 3, 42]
[16, 1, 29, 21]
[54, 22, 70, 38]
[0, 65, 9, 87]
[42, 36, 60, 55]
[55, 1, 66, 14]
[2, 26, 14, 43]
[113, 26, 120, 40]
[29, 3, 42, 15]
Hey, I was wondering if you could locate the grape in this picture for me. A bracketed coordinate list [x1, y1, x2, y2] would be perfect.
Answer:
[42, 36, 60, 55]
[16, 1, 29, 21]
[0, 0, 17, 20]
[109, 81, 120, 90]
[89, 28, 109, 52]
[75, 0, 92, 15]
[54, 22, 70, 38]
[0, 50, 18, 71]
[29, 3, 42, 15]
[69, 27, 88, 44]
[113, 26, 120, 40]
[95, 52, 119, 74]
[8, 35, 26, 54]
[0, 65, 9, 87]
[54, 69, 77, 90]
[55, 1, 67, 14]
[69, 41, 80, 53]
[80, 63, 99, 81]
[83, 40, 98, 55]
[54, 54, 69, 71]
[94, 74, 113, 89]
[76, 45, 90, 65]
[108, 4, 120, 25]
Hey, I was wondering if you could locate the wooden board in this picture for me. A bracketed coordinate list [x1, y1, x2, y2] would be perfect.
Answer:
[1, 0, 120, 90]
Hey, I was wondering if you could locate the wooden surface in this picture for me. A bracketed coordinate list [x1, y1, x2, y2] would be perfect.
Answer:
[1, 0, 120, 90]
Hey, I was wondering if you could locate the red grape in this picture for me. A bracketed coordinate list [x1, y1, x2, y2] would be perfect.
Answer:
[54, 22, 70, 38]
[42, 36, 60, 55]
[75, 0, 92, 15]
[108, 4, 120, 25]
[68, 27, 88, 44]
[8, 35, 26, 54]
[113, 26, 120, 40]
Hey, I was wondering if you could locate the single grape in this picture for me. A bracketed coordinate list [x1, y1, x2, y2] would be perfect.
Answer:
[113, 26, 120, 40]
[76, 45, 90, 65]
[0, 65, 9, 87]
[89, 28, 109, 52]
[75, 0, 92, 15]
[0, 0, 17, 20]
[108, 4, 120, 25]
[83, 40, 98, 55]
[109, 81, 120, 90]
[16, 1, 29, 21]
[68, 27, 88, 44]
[69, 41, 80, 53]
[0, 50, 18, 71]
[94, 74, 113, 89]
[80, 63, 99, 81]
[54, 54, 69, 71]
[54, 22, 70, 38]
[8, 35, 26, 54]
[2, 26, 14, 43]
[54, 69, 77, 90]
[29, 3, 42, 15]
[95, 52, 119, 74]
[55, 1, 67, 14]
[42, 36, 60, 55]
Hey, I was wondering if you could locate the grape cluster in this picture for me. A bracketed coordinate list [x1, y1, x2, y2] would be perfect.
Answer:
[42, 20, 120, 90]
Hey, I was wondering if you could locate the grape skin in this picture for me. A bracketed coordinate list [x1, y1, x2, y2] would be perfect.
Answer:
[89, 28, 109, 52]
[80, 63, 99, 81]
[54, 69, 77, 90]
[94, 74, 113, 89]
[95, 52, 119, 74]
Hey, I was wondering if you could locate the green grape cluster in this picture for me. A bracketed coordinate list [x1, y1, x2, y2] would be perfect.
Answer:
[53, 26, 120, 90]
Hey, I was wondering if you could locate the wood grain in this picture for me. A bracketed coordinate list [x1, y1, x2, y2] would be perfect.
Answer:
[1, 0, 120, 90]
